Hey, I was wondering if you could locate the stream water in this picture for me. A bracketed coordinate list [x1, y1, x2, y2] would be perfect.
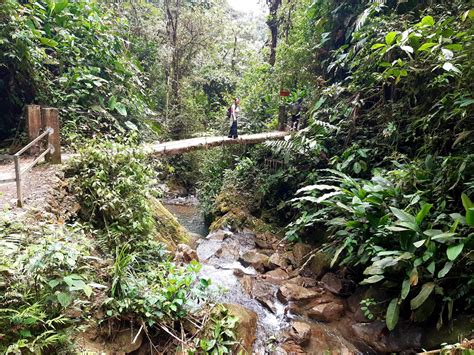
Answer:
[164, 201, 362, 354]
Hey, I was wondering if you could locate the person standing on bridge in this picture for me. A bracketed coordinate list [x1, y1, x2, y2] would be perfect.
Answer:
[227, 98, 240, 139]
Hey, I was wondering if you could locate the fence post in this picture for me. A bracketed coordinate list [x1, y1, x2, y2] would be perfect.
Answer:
[14, 155, 23, 207]
[41, 107, 61, 164]
[26, 105, 42, 155]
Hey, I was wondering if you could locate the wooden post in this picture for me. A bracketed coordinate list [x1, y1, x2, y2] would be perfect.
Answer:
[41, 107, 61, 164]
[14, 155, 23, 207]
[26, 105, 42, 155]
[278, 104, 287, 131]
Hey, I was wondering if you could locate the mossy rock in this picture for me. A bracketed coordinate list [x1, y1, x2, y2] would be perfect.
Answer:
[151, 197, 190, 249]
[210, 208, 250, 232]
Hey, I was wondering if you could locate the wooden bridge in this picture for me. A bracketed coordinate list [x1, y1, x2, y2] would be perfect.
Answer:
[1, 105, 292, 206]
[144, 131, 290, 156]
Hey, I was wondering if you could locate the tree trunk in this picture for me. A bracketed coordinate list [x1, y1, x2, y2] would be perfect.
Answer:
[266, 0, 281, 66]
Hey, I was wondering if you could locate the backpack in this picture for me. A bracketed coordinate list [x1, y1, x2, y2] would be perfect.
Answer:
[226, 106, 232, 118]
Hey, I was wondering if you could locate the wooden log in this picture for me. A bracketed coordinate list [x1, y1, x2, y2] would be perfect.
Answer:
[145, 131, 290, 157]
[26, 105, 42, 155]
[41, 107, 61, 164]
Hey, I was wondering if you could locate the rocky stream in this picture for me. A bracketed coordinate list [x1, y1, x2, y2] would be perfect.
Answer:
[164, 199, 437, 354]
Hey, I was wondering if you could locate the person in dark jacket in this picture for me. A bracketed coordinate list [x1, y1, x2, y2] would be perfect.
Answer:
[228, 98, 240, 139]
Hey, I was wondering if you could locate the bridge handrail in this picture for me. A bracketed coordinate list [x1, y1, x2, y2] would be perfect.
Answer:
[0, 127, 54, 207]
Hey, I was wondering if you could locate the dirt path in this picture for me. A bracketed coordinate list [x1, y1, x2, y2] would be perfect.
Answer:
[0, 156, 63, 211]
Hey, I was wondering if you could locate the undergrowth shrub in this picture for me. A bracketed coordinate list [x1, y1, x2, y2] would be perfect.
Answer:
[0, 216, 98, 353]
[67, 136, 156, 252]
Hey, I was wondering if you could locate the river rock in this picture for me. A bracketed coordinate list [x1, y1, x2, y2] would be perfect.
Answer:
[290, 321, 311, 345]
[291, 243, 312, 266]
[251, 280, 277, 313]
[239, 250, 269, 272]
[277, 283, 322, 302]
[321, 272, 348, 295]
[207, 230, 232, 241]
[351, 320, 423, 353]
[264, 268, 289, 281]
[307, 301, 344, 322]
[268, 252, 289, 269]
[303, 251, 331, 279]
[286, 276, 319, 288]
[224, 303, 257, 354]
[175, 244, 198, 263]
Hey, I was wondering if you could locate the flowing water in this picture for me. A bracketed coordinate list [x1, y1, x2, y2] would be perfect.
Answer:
[164, 200, 362, 354]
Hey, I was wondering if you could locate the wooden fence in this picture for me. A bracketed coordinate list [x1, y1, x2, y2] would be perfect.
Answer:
[0, 105, 61, 207]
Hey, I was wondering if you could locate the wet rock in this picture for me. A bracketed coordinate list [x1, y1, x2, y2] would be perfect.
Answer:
[251, 280, 277, 313]
[224, 303, 257, 353]
[277, 283, 322, 302]
[307, 301, 345, 322]
[255, 232, 279, 249]
[303, 251, 332, 279]
[175, 244, 198, 263]
[264, 268, 289, 281]
[290, 321, 311, 345]
[286, 276, 319, 288]
[239, 275, 253, 294]
[291, 243, 312, 266]
[321, 272, 352, 295]
[207, 230, 232, 241]
[268, 252, 289, 269]
[277, 340, 306, 354]
[239, 250, 269, 272]
[351, 321, 423, 353]
[196, 240, 222, 261]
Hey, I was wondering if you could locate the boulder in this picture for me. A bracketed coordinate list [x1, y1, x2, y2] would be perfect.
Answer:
[277, 283, 322, 303]
[286, 276, 319, 288]
[304, 251, 331, 279]
[224, 304, 257, 354]
[251, 280, 277, 313]
[307, 302, 344, 322]
[207, 230, 232, 241]
[351, 321, 423, 353]
[268, 252, 289, 269]
[175, 244, 198, 263]
[239, 250, 269, 272]
[264, 268, 289, 281]
[321, 272, 350, 295]
[291, 243, 312, 266]
[290, 321, 312, 345]
[112, 328, 143, 354]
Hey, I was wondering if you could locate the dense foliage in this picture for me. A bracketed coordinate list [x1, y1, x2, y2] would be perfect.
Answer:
[0, 0, 153, 143]
[198, 0, 474, 335]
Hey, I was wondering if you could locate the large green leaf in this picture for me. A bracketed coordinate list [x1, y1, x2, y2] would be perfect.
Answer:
[461, 192, 474, 211]
[57, 292, 72, 308]
[410, 282, 435, 310]
[416, 204, 432, 224]
[360, 275, 384, 285]
[466, 208, 474, 227]
[438, 262, 453, 278]
[418, 42, 437, 51]
[39, 37, 58, 48]
[390, 207, 417, 225]
[386, 298, 400, 331]
[385, 32, 398, 45]
[421, 16, 435, 26]
[401, 278, 411, 300]
[447, 243, 464, 261]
